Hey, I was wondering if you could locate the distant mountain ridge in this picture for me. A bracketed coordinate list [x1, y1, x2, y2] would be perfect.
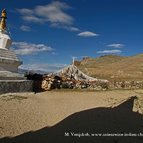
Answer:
[18, 68, 48, 75]
[75, 54, 143, 81]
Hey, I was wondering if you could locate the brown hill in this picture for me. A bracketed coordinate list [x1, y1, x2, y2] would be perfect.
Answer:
[75, 54, 143, 81]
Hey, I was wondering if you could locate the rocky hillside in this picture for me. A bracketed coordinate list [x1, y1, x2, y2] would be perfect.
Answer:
[75, 54, 143, 81]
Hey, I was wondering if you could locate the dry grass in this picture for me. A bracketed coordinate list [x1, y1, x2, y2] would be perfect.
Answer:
[76, 54, 143, 81]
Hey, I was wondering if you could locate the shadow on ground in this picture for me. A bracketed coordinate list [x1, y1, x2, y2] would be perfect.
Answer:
[1, 96, 143, 143]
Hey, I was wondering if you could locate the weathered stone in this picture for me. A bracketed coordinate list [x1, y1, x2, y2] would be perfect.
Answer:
[0, 80, 33, 94]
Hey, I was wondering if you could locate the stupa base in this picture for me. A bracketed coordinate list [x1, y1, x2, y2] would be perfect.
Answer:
[0, 80, 33, 94]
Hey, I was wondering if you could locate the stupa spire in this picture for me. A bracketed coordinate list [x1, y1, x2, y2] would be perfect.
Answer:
[0, 9, 7, 31]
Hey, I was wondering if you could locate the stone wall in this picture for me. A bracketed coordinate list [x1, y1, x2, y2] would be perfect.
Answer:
[109, 81, 143, 90]
[40, 75, 143, 91]
[0, 80, 33, 94]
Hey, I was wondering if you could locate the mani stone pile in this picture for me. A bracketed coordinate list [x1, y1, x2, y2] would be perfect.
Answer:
[40, 64, 143, 91]
[41, 64, 109, 91]
[41, 74, 143, 91]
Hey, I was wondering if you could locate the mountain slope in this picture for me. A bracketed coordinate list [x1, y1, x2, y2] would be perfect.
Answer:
[75, 54, 143, 81]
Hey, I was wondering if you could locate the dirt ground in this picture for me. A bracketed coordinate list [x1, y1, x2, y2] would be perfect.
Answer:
[0, 89, 143, 143]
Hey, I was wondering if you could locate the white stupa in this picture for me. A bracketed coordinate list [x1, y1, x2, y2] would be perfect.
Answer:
[0, 9, 23, 79]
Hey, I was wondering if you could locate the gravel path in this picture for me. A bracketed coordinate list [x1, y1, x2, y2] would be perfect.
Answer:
[0, 90, 142, 138]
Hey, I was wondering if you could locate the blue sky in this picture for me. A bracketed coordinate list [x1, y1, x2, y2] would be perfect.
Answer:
[0, 0, 143, 72]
